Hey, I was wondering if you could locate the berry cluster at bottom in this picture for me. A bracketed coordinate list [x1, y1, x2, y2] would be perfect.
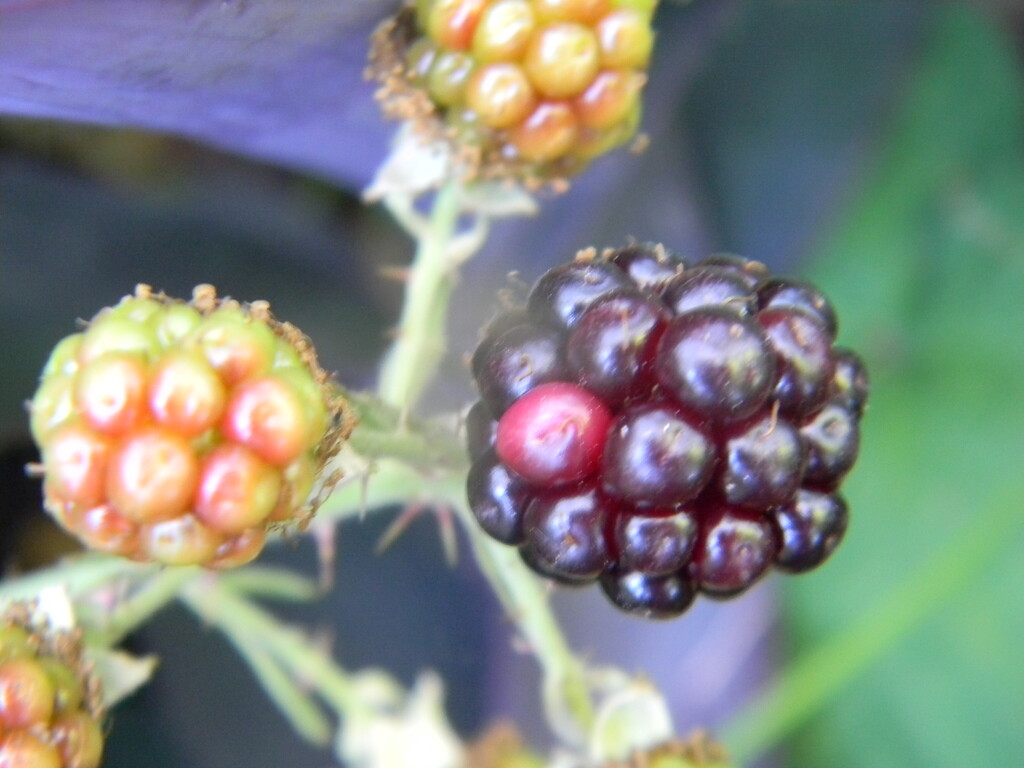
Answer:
[0, 606, 104, 768]
[466, 244, 868, 618]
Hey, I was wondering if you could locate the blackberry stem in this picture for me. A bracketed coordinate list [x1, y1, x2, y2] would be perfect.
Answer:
[87, 565, 201, 646]
[453, 499, 596, 746]
[0, 554, 156, 602]
[378, 180, 464, 417]
[179, 576, 367, 737]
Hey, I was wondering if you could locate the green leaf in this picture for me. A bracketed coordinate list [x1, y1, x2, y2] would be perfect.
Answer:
[733, 6, 1024, 767]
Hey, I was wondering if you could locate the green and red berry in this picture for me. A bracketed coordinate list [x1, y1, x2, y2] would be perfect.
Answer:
[0, 604, 104, 768]
[370, 0, 656, 183]
[467, 244, 868, 618]
[29, 285, 352, 569]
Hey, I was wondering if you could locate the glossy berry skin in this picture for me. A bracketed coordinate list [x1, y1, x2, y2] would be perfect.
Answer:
[758, 278, 838, 338]
[720, 416, 806, 509]
[522, 485, 610, 581]
[467, 247, 868, 619]
[773, 490, 848, 573]
[601, 403, 714, 506]
[831, 348, 870, 416]
[466, 449, 532, 544]
[654, 309, 776, 424]
[528, 259, 631, 329]
[800, 402, 861, 488]
[694, 507, 777, 598]
[471, 322, 567, 415]
[29, 285, 344, 568]
[496, 382, 612, 486]
[600, 568, 696, 619]
[0, 606, 105, 768]
[757, 308, 836, 419]
[662, 267, 754, 317]
[606, 242, 684, 293]
[565, 290, 667, 405]
[614, 509, 697, 575]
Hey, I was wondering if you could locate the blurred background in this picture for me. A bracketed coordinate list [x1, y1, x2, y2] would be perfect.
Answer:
[1, 1, 1022, 767]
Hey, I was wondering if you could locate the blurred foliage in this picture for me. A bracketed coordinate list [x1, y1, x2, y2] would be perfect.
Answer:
[756, 6, 1024, 767]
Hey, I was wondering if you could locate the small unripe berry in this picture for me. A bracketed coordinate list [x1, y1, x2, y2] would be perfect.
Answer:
[465, 64, 538, 129]
[472, 0, 536, 61]
[523, 23, 601, 99]
[29, 285, 351, 568]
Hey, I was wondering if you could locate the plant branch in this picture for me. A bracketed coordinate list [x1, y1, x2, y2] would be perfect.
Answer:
[179, 576, 364, 723]
[452, 501, 596, 746]
[377, 181, 464, 416]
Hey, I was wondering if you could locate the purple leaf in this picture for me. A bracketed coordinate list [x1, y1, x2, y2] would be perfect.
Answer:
[0, 0, 399, 188]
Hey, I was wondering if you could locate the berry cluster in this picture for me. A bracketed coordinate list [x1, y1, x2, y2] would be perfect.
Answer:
[467, 244, 867, 618]
[371, 0, 655, 181]
[0, 605, 104, 768]
[29, 285, 350, 569]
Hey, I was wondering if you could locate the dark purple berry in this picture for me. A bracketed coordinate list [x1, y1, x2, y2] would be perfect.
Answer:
[467, 450, 532, 545]
[528, 260, 632, 330]
[600, 568, 696, 619]
[465, 400, 497, 461]
[699, 254, 770, 290]
[465, 244, 867, 619]
[523, 485, 611, 581]
[655, 308, 776, 424]
[758, 308, 835, 419]
[480, 308, 531, 339]
[606, 242, 685, 294]
[758, 278, 838, 338]
[519, 545, 592, 587]
[614, 509, 697, 575]
[601, 402, 715, 507]
[801, 402, 860, 488]
[694, 506, 777, 598]
[720, 415, 806, 508]
[662, 267, 755, 317]
[496, 382, 612, 486]
[830, 348, 870, 416]
[471, 322, 567, 415]
[773, 489, 848, 573]
[565, 290, 668, 405]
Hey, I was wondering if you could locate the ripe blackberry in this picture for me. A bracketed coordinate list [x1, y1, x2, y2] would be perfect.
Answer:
[0, 604, 105, 768]
[29, 285, 352, 568]
[466, 247, 868, 618]
[369, 0, 656, 184]
[773, 489, 848, 573]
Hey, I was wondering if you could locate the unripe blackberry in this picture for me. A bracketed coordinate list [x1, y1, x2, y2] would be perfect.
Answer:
[369, 0, 656, 184]
[0, 604, 105, 768]
[466, 246, 868, 618]
[29, 285, 353, 568]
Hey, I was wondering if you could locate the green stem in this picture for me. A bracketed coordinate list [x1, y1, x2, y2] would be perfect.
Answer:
[314, 458, 449, 524]
[378, 181, 463, 415]
[723, 487, 1023, 763]
[89, 566, 201, 646]
[0, 555, 156, 602]
[319, 455, 596, 746]
[452, 501, 596, 746]
[179, 577, 363, 721]
[233, 638, 334, 746]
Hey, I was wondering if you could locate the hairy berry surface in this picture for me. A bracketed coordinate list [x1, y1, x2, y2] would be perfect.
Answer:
[467, 247, 868, 618]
